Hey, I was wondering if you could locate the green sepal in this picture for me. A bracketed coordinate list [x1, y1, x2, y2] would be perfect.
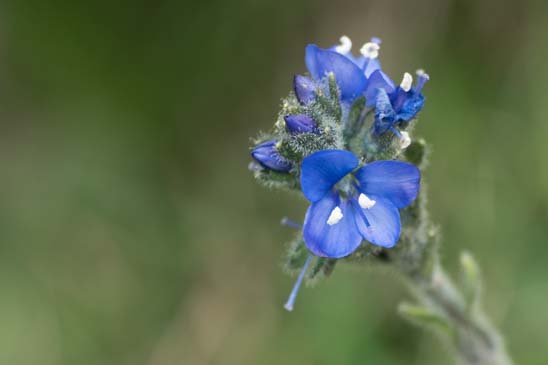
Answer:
[343, 96, 366, 142]
[404, 137, 429, 168]
[284, 234, 337, 285]
[307, 257, 337, 283]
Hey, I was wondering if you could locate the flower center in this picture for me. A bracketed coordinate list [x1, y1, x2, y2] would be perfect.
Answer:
[358, 193, 376, 209]
[326, 206, 343, 225]
[335, 35, 352, 54]
[400, 72, 413, 92]
[360, 42, 380, 59]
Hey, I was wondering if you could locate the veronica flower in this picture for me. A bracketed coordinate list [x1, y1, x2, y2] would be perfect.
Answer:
[293, 39, 369, 104]
[301, 149, 420, 257]
[283, 149, 420, 310]
[326, 36, 429, 145]
[251, 140, 292, 172]
[293, 36, 392, 106]
[368, 69, 430, 138]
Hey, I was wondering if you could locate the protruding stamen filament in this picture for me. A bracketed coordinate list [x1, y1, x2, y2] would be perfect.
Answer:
[415, 69, 430, 93]
[400, 72, 413, 92]
[284, 255, 313, 312]
[326, 206, 343, 225]
[360, 42, 380, 59]
[358, 193, 376, 209]
[335, 35, 352, 54]
[399, 131, 411, 149]
[280, 217, 303, 229]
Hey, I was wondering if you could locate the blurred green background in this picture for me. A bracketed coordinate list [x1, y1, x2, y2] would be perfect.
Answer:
[0, 0, 547, 364]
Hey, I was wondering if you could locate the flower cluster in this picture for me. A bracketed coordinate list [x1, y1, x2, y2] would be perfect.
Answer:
[249, 36, 429, 311]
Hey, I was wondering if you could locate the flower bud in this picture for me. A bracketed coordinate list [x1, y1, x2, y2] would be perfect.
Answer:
[284, 114, 318, 134]
[251, 140, 292, 172]
[293, 75, 316, 105]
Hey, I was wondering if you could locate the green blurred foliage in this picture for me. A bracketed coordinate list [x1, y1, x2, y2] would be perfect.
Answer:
[0, 0, 547, 364]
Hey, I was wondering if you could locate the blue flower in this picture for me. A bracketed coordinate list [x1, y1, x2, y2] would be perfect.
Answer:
[293, 38, 369, 104]
[251, 140, 292, 172]
[369, 70, 430, 135]
[300, 150, 420, 258]
[284, 114, 318, 134]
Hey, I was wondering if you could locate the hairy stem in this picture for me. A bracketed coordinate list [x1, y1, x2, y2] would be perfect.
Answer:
[400, 258, 513, 365]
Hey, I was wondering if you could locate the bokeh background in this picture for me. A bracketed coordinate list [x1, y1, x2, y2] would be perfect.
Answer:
[1, 0, 547, 364]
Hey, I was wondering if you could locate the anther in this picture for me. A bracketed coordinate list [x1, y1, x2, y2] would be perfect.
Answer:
[360, 42, 380, 59]
[399, 131, 411, 149]
[326, 206, 343, 226]
[400, 72, 413, 92]
[358, 193, 376, 209]
[335, 35, 352, 54]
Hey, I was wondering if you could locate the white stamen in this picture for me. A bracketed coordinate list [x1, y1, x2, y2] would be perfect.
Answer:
[400, 72, 413, 92]
[358, 193, 376, 209]
[335, 35, 352, 54]
[360, 42, 380, 59]
[416, 69, 426, 77]
[326, 206, 343, 226]
[399, 131, 411, 149]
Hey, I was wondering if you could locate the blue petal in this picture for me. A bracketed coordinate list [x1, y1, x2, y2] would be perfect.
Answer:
[373, 88, 397, 134]
[352, 196, 401, 248]
[300, 150, 358, 202]
[362, 57, 381, 78]
[303, 192, 363, 258]
[396, 92, 425, 122]
[305, 45, 367, 101]
[251, 140, 292, 172]
[348, 54, 366, 69]
[327, 44, 366, 68]
[390, 87, 410, 111]
[365, 69, 396, 107]
[354, 160, 420, 208]
[293, 75, 316, 105]
[284, 114, 318, 134]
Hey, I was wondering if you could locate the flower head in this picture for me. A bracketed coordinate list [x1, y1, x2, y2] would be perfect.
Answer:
[300, 150, 420, 258]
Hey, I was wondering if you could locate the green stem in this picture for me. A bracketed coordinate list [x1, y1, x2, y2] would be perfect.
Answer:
[401, 260, 513, 365]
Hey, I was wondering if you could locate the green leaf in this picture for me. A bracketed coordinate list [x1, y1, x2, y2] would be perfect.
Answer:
[398, 302, 453, 336]
[460, 251, 482, 310]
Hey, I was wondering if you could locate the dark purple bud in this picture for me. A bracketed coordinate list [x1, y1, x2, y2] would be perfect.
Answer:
[251, 140, 292, 172]
[293, 75, 316, 105]
[284, 114, 318, 134]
